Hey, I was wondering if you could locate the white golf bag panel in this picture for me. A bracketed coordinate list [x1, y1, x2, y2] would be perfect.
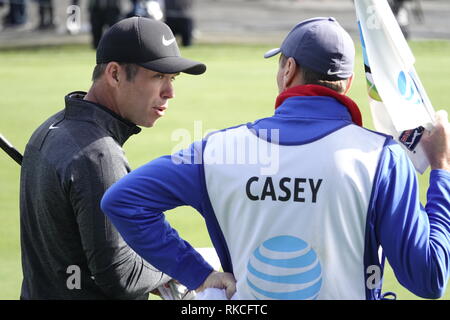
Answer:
[203, 124, 386, 300]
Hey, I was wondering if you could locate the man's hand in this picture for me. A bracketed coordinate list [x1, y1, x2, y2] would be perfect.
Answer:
[196, 271, 236, 299]
[422, 110, 450, 171]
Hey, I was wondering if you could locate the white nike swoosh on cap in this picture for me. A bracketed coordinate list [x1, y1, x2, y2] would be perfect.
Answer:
[49, 123, 59, 130]
[327, 69, 343, 75]
[162, 35, 176, 46]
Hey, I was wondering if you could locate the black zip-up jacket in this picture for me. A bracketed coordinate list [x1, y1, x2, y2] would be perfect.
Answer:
[19, 92, 170, 299]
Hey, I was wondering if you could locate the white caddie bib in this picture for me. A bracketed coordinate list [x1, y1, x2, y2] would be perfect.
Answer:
[204, 124, 386, 299]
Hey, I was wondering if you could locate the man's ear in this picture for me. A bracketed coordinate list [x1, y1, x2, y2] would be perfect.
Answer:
[282, 57, 298, 90]
[343, 73, 354, 95]
[104, 62, 121, 87]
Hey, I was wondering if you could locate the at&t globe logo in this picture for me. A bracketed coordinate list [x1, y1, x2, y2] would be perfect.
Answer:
[246, 235, 322, 299]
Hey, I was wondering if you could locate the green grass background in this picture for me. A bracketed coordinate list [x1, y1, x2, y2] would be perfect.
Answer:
[0, 41, 449, 300]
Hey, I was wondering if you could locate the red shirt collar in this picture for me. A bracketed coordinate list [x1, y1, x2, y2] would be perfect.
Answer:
[275, 84, 363, 126]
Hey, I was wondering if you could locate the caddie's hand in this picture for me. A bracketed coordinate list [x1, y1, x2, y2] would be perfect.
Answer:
[421, 110, 450, 171]
[196, 271, 236, 299]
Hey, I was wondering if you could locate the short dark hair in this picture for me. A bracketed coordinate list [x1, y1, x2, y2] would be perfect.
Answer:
[91, 63, 140, 82]
[279, 54, 350, 94]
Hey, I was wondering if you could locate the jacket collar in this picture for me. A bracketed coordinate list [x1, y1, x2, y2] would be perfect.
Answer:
[274, 95, 354, 123]
[64, 91, 141, 146]
[275, 85, 362, 126]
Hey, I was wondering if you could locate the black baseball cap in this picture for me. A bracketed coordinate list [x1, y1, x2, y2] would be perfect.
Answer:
[96, 17, 206, 75]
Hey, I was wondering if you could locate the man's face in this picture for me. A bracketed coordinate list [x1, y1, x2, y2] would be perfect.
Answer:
[117, 66, 178, 127]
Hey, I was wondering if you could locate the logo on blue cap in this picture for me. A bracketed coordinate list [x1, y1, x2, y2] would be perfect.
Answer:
[246, 235, 322, 300]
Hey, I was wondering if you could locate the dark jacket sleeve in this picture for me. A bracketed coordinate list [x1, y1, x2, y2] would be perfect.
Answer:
[68, 139, 170, 299]
[101, 141, 215, 290]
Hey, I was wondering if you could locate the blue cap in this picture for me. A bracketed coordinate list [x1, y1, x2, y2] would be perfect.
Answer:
[264, 17, 355, 79]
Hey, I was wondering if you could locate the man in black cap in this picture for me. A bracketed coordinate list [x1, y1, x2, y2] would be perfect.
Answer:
[19, 17, 234, 299]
